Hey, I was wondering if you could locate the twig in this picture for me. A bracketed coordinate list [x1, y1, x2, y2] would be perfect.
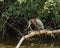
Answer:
[7, 23, 23, 36]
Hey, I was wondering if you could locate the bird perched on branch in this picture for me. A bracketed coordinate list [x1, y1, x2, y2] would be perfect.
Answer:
[28, 17, 44, 31]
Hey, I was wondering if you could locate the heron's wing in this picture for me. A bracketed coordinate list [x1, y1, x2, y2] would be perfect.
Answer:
[35, 18, 44, 29]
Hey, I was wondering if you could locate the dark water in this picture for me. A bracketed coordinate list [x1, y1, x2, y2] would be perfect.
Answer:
[0, 33, 60, 48]
[1, 44, 60, 48]
[0, 38, 60, 48]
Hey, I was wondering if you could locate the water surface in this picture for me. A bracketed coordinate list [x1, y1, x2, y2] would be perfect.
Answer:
[1, 43, 60, 48]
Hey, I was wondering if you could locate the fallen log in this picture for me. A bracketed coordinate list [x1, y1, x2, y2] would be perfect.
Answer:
[15, 30, 60, 48]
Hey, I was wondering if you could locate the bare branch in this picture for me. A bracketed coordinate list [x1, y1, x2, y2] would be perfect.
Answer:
[7, 23, 23, 36]
[16, 30, 60, 48]
[24, 30, 60, 39]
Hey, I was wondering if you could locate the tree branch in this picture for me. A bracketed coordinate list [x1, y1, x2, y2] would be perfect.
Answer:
[16, 30, 60, 48]
[24, 30, 60, 38]
[7, 23, 23, 36]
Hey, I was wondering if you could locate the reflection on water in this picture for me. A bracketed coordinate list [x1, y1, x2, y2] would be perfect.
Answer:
[1, 43, 60, 48]
[0, 34, 60, 48]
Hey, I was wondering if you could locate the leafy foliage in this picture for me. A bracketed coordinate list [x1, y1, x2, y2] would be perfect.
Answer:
[44, 0, 60, 29]
[0, 0, 60, 45]
[0, 0, 60, 32]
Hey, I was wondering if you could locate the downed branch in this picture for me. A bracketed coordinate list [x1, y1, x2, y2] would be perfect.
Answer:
[16, 30, 60, 48]
[24, 30, 60, 38]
